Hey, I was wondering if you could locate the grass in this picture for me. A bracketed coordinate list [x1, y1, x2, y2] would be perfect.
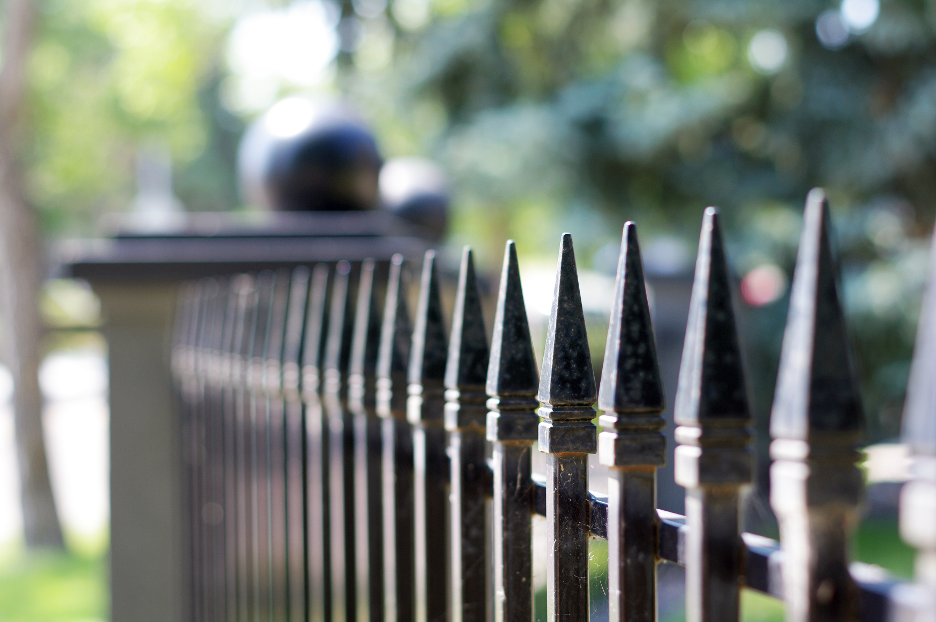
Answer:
[0, 531, 107, 622]
[0, 518, 915, 622]
[531, 516, 917, 622]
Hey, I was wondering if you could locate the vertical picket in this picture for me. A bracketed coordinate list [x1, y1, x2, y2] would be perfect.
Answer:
[899, 226, 936, 622]
[537, 233, 597, 622]
[596, 223, 666, 622]
[349, 259, 386, 622]
[282, 266, 310, 622]
[377, 255, 415, 622]
[302, 265, 332, 622]
[770, 189, 864, 622]
[325, 261, 360, 622]
[408, 250, 450, 622]
[266, 270, 292, 622]
[486, 241, 539, 622]
[444, 247, 490, 622]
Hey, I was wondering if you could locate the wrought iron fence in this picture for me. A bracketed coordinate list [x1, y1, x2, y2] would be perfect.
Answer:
[171, 188, 935, 622]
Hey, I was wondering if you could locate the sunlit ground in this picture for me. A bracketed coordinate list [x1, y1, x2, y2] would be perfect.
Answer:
[0, 349, 108, 622]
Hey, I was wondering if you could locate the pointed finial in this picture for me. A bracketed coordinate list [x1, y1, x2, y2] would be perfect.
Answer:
[324, 260, 357, 397]
[487, 241, 539, 398]
[537, 233, 596, 407]
[538, 233, 597, 455]
[349, 259, 383, 412]
[302, 264, 330, 397]
[598, 222, 665, 415]
[486, 240, 540, 444]
[445, 247, 490, 392]
[282, 267, 310, 400]
[377, 255, 412, 419]
[902, 223, 936, 457]
[674, 208, 749, 427]
[408, 250, 449, 388]
[771, 188, 863, 441]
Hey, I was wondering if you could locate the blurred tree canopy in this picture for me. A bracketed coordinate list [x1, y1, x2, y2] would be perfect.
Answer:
[20, 0, 936, 440]
[335, 0, 936, 441]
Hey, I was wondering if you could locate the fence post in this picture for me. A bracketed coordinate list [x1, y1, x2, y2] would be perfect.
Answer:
[325, 261, 359, 622]
[770, 189, 864, 622]
[302, 265, 332, 622]
[282, 267, 311, 622]
[444, 247, 490, 622]
[408, 250, 450, 622]
[673, 209, 752, 622]
[596, 223, 665, 622]
[487, 240, 539, 622]
[538, 233, 597, 622]
[899, 227, 936, 622]
[349, 259, 386, 622]
[377, 255, 415, 622]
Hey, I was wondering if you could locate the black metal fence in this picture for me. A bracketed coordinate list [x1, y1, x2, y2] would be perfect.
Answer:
[171, 188, 935, 622]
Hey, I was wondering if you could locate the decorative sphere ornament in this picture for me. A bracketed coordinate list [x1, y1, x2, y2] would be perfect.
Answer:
[239, 97, 383, 212]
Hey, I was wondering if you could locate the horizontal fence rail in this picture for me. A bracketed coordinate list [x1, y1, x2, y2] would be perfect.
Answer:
[172, 188, 934, 622]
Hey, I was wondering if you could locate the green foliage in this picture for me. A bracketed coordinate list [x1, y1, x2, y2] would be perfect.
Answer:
[335, 0, 936, 441]
[24, 0, 237, 236]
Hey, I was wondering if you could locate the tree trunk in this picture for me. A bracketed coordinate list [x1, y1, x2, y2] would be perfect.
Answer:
[0, 0, 64, 549]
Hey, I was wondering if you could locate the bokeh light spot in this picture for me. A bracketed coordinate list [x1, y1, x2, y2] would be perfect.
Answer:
[741, 264, 787, 307]
[841, 0, 879, 33]
[748, 30, 787, 75]
[816, 10, 849, 49]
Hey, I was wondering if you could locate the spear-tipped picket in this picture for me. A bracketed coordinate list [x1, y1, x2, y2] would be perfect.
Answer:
[349, 259, 386, 622]
[408, 250, 449, 622]
[487, 240, 539, 622]
[538, 233, 597, 622]
[265, 271, 292, 622]
[324, 261, 359, 622]
[899, 224, 936, 620]
[673, 209, 752, 622]
[302, 264, 332, 622]
[597, 222, 666, 622]
[281, 267, 310, 622]
[770, 189, 864, 622]
[377, 255, 415, 622]
[444, 247, 490, 622]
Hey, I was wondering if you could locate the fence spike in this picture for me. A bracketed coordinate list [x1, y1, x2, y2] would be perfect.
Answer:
[597, 222, 666, 622]
[538, 234, 597, 408]
[325, 261, 359, 622]
[444, 247, 490, 622]
[349, 259, 386, 622]
[899, 224, 936, 619]
[302, 264, 332, 622]
[302, 265, 331, 400]
[487, 240, 538, 622]
[408, 250, 449, 622]
[377, 255, 415, 622]
[487, 241, 540, 400]
[770, 188, 864, 622]
[538, 233, 596, 622]
[378, 256, 412, 418]
[674, 208, 752, 622]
